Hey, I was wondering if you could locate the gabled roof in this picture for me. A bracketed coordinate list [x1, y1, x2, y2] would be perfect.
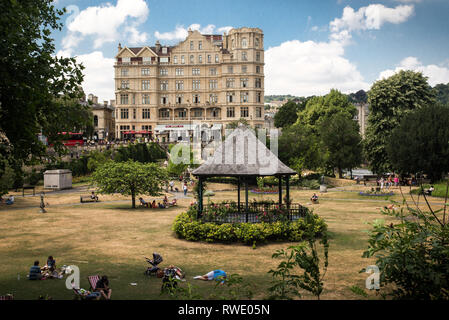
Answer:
[192, 126, 296, 177]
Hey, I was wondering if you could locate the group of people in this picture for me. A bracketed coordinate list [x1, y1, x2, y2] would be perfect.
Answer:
[28, 256, 57, 280]
[168, 180, 189, 196]
[378, 176, 399, 189]
[139, 195, 177, 208]
[0, 195, 14, 205]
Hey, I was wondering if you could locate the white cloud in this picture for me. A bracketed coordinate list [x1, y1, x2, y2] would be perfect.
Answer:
[154, 24, 233, 41]
[378, 57, 449, 86]
[264, 3, 416, 96]
[57, 50, 115, 102]
[265, 40, 370, 96]
[63, 0, 149, 51]
[330, 4, 414, 42]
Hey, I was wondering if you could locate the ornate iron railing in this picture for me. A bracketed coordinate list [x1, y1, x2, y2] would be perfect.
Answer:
[200, 202, 309, 224]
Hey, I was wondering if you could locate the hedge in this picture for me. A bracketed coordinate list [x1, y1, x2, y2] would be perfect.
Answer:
[172, 211, 327, 245]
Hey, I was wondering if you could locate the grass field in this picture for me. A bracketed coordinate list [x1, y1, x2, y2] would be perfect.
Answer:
[0, 182, 446, 300]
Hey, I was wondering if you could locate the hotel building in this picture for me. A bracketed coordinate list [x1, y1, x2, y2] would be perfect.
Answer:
[114, 27, 264, 141]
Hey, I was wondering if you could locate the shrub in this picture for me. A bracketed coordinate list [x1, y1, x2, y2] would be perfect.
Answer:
[172, 211, 327, 245]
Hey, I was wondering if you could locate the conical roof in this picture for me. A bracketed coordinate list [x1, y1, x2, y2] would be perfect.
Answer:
[192, 126, 296, 177]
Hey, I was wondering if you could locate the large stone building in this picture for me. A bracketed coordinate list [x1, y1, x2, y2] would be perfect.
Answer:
[114, 27, 265, 141]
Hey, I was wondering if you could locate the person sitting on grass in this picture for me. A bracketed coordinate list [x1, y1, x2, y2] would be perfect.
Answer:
[311, 193, 319, 203]
[424, 185, 435, 196]
[139, 197, 149, 207]
[45, 256, 56, 272]
[151, 200, 157, 208]
[5, 195, 14, 205]
[163, 195, 169, 207]
[194, 270, 227, 284]
[29, 261, 42, 280]
[91, 191, 99, 201]
[95, 275, 112, 300]
[158, 202, 166, 209]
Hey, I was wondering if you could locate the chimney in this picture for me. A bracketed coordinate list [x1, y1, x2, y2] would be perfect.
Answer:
[155, 40, 161, 52]
[93, 96, 98, 104]
[110, 100, 116, 107]
[118, 43, 122, 51]
[104, 101, 108, 107]
[188, 28, 193, 36]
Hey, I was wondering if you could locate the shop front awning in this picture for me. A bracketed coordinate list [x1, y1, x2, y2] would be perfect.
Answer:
[155, 124, 200, 133]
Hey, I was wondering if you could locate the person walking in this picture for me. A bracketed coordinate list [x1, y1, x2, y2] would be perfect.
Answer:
[183, 183, 188, 196]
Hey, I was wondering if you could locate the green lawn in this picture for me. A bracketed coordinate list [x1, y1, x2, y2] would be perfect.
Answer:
[1, 183, 440, 300]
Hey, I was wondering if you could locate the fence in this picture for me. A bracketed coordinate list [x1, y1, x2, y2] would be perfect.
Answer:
[201, 202, 309, 224]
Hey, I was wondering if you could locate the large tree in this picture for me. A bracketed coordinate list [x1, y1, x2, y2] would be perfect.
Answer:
[278, 124, 324, 175]
[364, 70, 435, 174]
[296, 89, 357, 130]
[92, 161, 168, 209]
[319, 113, 363, 178]
[0, 1, 85, 170]
[273, 100, 301, 128]
[387, 104, 449, 182]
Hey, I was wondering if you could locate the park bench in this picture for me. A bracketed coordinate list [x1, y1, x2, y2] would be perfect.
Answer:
[22, 186, 36, 197]
[80, 195, 99, 203]
[0, 294, 14, 300]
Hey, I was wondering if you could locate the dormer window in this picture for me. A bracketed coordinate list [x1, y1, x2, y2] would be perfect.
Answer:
[162, 47, 167, 54]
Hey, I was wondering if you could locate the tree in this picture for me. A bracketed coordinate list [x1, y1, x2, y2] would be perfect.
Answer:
[364, 70, 435, 174]
[278, 124, 324, 175]
[92, 161, 168, 208]
[296, 89, 356, 129]
[362, 204, 449, 300]
[433, 82, 449, 106]
[114, 143, 166, 163]
[387, 104, 449, 182]
[0, 1, 84, 169]
[319, 113, 363, 178]
[225, 118, 250, 129]
[273, 100, 301, 128]
[348, 90, 368, 104]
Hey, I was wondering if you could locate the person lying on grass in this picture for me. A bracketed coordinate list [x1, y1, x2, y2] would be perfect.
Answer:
[194, 270, 227, 284]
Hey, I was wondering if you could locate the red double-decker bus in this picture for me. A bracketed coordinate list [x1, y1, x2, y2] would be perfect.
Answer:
[59, 132, 85, 146]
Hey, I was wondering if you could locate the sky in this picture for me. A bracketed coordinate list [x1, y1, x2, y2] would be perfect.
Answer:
[52, 0, 449, 102]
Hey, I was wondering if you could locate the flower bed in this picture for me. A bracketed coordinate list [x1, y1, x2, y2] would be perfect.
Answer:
[250, 188, 278, 194]
[172, 202, 327, 245]
[359, 191, 394, 197]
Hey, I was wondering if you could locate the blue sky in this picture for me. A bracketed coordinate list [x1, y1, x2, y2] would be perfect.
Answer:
[53, 0, 449, 101]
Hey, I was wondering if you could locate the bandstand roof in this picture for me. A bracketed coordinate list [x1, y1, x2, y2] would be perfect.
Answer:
[192, 125, 296, 177]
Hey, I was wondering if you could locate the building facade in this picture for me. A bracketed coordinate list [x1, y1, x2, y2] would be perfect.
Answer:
[354, 103, 370, 137]
[114, 27, 265, 141]
[86, 94, 116, 141]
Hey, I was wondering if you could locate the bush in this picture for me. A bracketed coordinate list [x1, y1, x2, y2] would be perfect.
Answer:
[172, 210, 327, 245]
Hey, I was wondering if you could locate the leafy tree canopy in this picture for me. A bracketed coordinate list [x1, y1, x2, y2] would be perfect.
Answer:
[296, 89, 356, 129]
[274, 100, 302, 128]
[319, 113, 362, 178]
[364, 70, 436, 174]
[0, 0, 85, 170]
[387, 104, 449, 182]
[433, 82, 449, 106]
[92, 160, 168, 208]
